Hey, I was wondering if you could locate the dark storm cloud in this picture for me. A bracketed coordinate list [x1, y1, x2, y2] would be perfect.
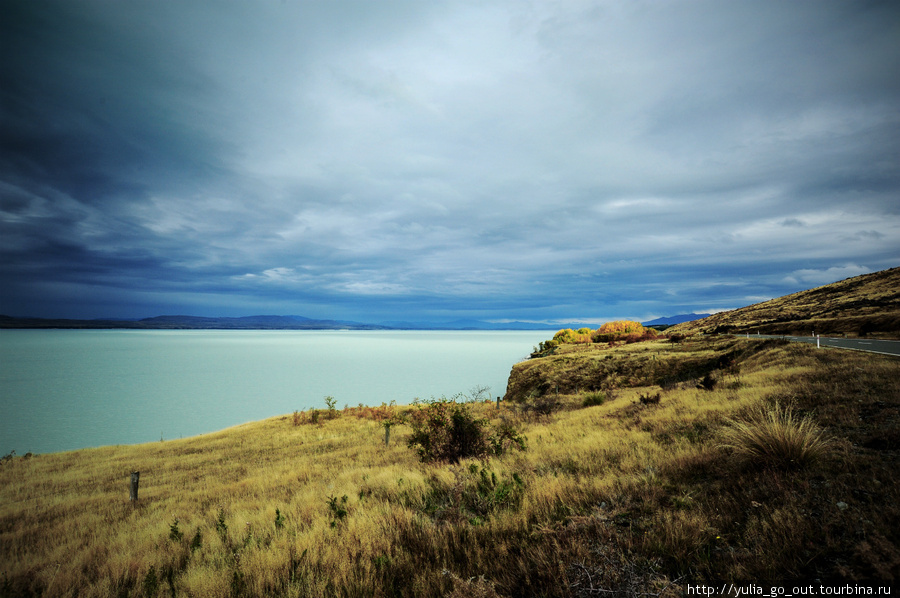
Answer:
[1, 0, 898, 323]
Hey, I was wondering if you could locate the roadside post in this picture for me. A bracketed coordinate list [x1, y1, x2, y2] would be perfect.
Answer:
[130, 471, 140, 502]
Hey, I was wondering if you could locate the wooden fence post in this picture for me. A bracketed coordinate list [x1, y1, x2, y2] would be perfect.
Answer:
[130, 471, 140, 502]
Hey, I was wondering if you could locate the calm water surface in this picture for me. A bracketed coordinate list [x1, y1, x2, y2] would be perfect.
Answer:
[0, 329, 550, 454]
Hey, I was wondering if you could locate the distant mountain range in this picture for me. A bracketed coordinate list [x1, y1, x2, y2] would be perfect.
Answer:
[641, 313, 711, 326]
[0, 314, 562, 330]
[1, 312, 716, 331]
[379, 319, 560, 330]
[0, 314, 388, 330]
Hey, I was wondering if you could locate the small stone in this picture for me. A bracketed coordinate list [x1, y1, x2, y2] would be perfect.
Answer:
[836, 501, 849, 511]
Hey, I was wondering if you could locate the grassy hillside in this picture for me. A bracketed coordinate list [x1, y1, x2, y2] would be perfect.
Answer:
[667, 266, 900, 338]
[2, 338, 899, 597]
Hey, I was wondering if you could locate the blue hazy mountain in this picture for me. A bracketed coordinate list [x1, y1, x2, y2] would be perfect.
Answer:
[642, 313, 711, 326]
[0, 314, 388, 330]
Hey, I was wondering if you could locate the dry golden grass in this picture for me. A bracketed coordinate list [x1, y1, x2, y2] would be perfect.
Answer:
[1, 338, 898, 596]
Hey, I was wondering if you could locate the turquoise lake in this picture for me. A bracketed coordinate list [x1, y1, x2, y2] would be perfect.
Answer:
[0, 329, 551, 454]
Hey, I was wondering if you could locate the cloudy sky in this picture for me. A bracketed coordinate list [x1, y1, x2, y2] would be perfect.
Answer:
[2, 1, 898, 325]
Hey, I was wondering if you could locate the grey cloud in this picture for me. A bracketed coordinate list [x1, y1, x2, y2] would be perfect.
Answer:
[2, 0, 899, 321]
[781, 218, 805, 228]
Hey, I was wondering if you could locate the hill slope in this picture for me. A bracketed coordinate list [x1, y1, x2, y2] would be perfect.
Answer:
[668, 266, 900, 338]
[3, 338, 899, 595]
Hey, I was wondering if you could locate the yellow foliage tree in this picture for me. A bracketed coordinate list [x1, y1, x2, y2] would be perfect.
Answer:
[552, 321, 651, 346]
[553, 328, 591, 344]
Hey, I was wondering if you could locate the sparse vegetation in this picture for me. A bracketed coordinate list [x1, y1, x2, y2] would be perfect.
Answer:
[1, 338, 898, 596]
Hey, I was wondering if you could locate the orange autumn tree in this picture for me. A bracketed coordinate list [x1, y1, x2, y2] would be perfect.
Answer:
[591, 320, 655, 343]
[545, 321, 657, 350]
[598, 320, 644, 335]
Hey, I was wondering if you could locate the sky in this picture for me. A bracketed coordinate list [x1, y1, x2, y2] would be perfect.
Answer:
[1, 0, 899, 326]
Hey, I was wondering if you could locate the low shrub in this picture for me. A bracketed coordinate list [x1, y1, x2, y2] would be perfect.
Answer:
[718, 401, 831, 469]
[291, 396, 342, 425]
[407, 399, 525, 463]
[143, 567, 159, 598]
[168, 518, 183, 542]
[423, 465, 526, 525]
[323, 395, 340, 419]
[638, 391, 661, 405]
[521, 393, 560, 417]
[326, 494, 349, 528]
[489, 417, 528, 455]
[346, 401, 396, 421]
[698, 372, 718, 391]
[581, 391, 607, 407]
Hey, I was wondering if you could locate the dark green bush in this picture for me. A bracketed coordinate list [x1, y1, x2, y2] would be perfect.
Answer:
[190, 529, 202, 552]
[168, 518, 183, 542]
[407, 400, 525, 463]
[582, 391, 607, 407]
[489, 418, 527, 455]
[143, 566, 159, 597]
[699, 372, 718, 391]
[326, 494, 349, 527]
[638, 391, 661, 405]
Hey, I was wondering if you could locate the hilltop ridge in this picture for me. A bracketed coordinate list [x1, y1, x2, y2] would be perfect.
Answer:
[668, 266, 900, 338]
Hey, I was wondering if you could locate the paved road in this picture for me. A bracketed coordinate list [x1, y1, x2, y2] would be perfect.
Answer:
[749, 334, 900, 357]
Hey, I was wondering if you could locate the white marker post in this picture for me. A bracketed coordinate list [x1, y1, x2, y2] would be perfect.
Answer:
[817, 335, 820, 349]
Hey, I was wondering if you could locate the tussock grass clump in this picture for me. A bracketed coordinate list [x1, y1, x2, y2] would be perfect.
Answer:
[581, 391, 607, 408]
[718, 401, 830, 469]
